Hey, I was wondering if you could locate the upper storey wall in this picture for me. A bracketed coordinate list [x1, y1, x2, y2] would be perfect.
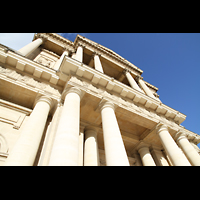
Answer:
[30, 33, 158, 95]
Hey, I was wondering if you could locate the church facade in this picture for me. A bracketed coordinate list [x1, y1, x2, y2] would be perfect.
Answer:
[0, 33, 200, 166]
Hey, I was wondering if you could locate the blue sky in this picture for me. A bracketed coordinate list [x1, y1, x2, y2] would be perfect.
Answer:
[0, 33, 199, 147]
[58, 33, 200, 134]
[58, 33, 200, 141]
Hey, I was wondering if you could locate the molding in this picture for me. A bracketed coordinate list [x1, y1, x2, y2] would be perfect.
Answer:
[174, 129, 200, 144]
[99, 99, 116, 112]
[34, 33, 74, 48]
[62, 86, 83, 99]
[66, 75, 186, 132]
[156, 123, 169, 134]
[60, 56, 186, 125]
[74, 34, 143, 75]
[0, 99, 32, 130]
[34, 95, 55, 110]
[0, 47, 61, 86]
[0, 65, 61, 98]
[0, 98, 32, 115]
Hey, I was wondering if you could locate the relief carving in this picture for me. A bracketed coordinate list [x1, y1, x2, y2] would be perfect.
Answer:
[0, 66, 60, 97]
[37, 57, 54, 68]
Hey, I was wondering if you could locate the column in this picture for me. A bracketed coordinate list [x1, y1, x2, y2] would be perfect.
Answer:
[99, 100, 130, 166]
[48, 87, 82, 166]
[18, 38, 44, 57]
[132, 151, 143, 166]
[176, 133, 200, 166]
[71, 52, 76, 59]
[38, 103, 62, 166]
[75, 45, 84, 62]
[54, 49, 69, 71]
[93, 53, 104, 73]
[156, 124, 191, 166]
[84, 126, 100, 166]
[78, 126, 84, 166]
[150, 148, 169, 166]
[124, 70, 143, 93]
[137, 144, 156, 166]
[4, 95, 53, 166]
[136, 76, 157, 99]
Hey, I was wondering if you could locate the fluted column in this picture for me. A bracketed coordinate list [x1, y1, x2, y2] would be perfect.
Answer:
[54, 49, 69, 71]
[4, 95, 53, 166]
[48, 87, 82, 166]
[93, 52, 104, 73]
[18, 38, 44, 57]
[156, 124, 191, 166]
[84, 126, 100, 166]
[137, 144, 156, 166]
[136, 76, 157, 100]
[176, 132, 200, 166]
[124, 70, 143, 93]
[99, 100, 130, 166]
[75, 45, 84, 62]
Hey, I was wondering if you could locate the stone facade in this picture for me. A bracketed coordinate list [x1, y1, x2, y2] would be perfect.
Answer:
[0, 33, 200, 166]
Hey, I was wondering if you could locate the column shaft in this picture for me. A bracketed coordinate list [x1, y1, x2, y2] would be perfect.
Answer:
[157, 125, 191, 166]
[54, 50, 69, 71]
[78, 126, 84, 166]
[4, 95, 52, 166]
[138, 146, 156, 166]
[100, 101, 130, 166]
[48, 87, 82, 166]
[18, 38, 43, 57]
[84, 127, 100, 166]
[38, 103, 62, 166]
[94, 54, 104, 73]
[75, 46, 83, 62]
[138, 78, 156, 99]
[176, 135, 200, 166]
[151, 149, 169, 166]
[125, 71, 143, 92]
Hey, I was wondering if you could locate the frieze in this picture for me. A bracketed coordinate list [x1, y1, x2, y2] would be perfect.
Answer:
[34, 33, 74, 52]
[0, 66, 61, 97]
[67, 76, 179, 130]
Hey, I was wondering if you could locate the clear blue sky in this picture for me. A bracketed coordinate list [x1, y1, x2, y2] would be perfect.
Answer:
[0, 33, 199, 147]
[58, 33, 200, 142]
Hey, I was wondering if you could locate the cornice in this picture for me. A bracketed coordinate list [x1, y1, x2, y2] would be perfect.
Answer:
[60, 56, 187, 125]
[34, 33, 74, 50]
[0, 65, 61, 98]
[74, 34, 143, 75]
[143, 80, 158, 92]
[33, 33, 144, 77]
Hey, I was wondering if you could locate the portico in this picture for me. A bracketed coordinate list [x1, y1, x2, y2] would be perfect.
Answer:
[1, 33, 199, 166]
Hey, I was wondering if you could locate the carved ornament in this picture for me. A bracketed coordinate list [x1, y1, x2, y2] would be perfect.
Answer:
[0, 66, 60, 97]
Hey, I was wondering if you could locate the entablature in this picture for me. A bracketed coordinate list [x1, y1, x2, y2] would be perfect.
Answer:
[33, 33, 74, 56]
[31, 33, 159, 95]
[34, 33, 143, 76]
[59, 55, 186, 126]
[74, 34, 143, 76]
[0, 44, 186, 126]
